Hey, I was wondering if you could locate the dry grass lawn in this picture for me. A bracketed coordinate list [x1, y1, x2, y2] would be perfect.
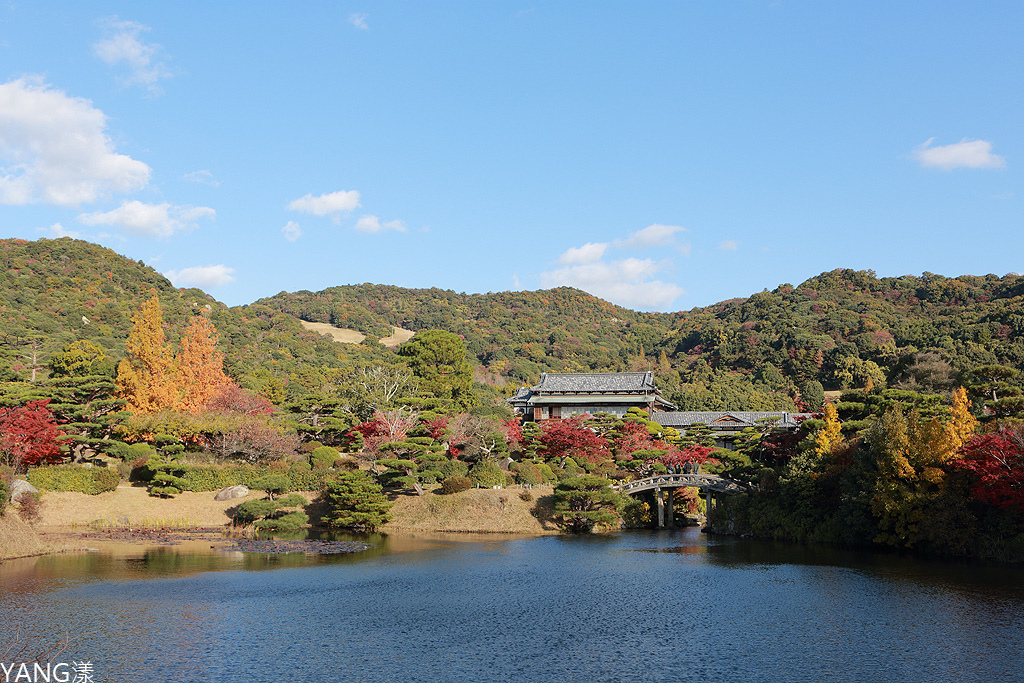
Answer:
[0, 513, 48, 560]
[30, 485, 279, 529]
[383, 487, 558, 534]
[379, 326, 415, 347]
[299, 320, 416, 348]
[300, 320, 366, 344]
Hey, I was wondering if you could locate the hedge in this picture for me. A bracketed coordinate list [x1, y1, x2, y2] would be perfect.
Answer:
[176, 465, 337, 493]
[28, 466, 121, 494]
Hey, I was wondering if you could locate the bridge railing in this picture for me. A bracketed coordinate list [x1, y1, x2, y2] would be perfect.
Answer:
[615, 473, 746, 495]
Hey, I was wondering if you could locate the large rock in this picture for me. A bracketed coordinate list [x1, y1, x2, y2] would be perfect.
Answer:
[8, 479, 39, 502]
[215, 485, 250, 501]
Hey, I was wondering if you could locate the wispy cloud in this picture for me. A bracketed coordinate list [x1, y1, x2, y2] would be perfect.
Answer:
[93, 17, 173, 94]
[616, 223, 686, 249]
[542, 223, 687, 310]
[164, 264, 236, 288]
[558, 242, 608, 265]
[0, 77, 150, 206]
[282, 220, 301, 242]
[183, 169, 220, 187]
[355, 215, 407, 234]
[78, 200, 214, 239]
[913, 138, 1006, 170]
[541, 257, 684, 310]
[718, 240, 738, 251]
[40, 222, 81, 239]
[288, 190, 360, 223]
[349, 13, 369, 30]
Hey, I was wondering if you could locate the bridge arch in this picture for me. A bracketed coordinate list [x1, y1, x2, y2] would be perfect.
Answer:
[615, 474, 746, 529]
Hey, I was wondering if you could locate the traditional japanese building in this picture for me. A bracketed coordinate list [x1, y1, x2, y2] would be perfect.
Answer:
[652, 411, 812, 449]
[509, 371, 676, 421]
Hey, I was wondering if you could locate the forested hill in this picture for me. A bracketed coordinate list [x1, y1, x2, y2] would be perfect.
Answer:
[255, 271, 1024, 410]
[3, 237, 1024, 411]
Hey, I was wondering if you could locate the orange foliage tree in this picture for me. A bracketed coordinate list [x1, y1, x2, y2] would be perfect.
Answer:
[117, 291, 177, 414]
[176, 315, 231, 413]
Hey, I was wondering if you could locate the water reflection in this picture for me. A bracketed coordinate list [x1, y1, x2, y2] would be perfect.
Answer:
[2, 529, 1023, 683]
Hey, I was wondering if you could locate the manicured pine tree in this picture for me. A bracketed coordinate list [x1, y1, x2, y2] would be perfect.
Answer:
[323, 470, 393, 531]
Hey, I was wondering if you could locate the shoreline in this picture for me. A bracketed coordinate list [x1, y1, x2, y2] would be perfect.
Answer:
[1, 484, 560, 561]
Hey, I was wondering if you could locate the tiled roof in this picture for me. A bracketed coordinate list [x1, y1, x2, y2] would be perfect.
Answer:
[654, 411, 813, 429]
[535, 371, 657, 394]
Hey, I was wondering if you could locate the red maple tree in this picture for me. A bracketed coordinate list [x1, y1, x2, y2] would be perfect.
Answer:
[0, 400, 66, 471]
[956, 428, 1024, 512]
[539, 416, 610, 464]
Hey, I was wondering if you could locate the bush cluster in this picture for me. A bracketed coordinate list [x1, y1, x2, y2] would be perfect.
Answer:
[136, 464, 338, 493]
[439, 476, 472, 494]
[27, 466, 121, 494]
[0, 479, 7, 516]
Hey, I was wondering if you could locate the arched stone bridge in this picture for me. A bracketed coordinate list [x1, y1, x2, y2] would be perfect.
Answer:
[615, 474, 747, 528]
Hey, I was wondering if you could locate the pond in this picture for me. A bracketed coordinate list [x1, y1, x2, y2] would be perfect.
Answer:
[2, 529, 1023, 683]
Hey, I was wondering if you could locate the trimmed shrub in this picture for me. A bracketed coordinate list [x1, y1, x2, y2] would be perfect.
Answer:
[535, 462, 556, 484]
[519, 490, 533, 502]
[233, 499, 280, 524]
[440, 476, 472, 495]
[275, 493, 308, 507]
[255, 511, 308, 530]
[438, 459, 469, 479]
[512, 462, 542, 486]
[27, 466, 120, 494]
[128, 443, 157, 461]
[254, 474, 292, 499]
[103, 441, 132, 461]
[309, 446, 340, 469]
[468, 459, 504, 488]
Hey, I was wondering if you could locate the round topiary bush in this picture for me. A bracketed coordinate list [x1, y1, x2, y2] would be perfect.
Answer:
[309, 446, 340, 469]
[468, 459, 505, 488]
[440, 476, 472, 494]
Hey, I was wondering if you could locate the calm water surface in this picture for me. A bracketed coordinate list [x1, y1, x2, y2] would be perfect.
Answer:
[2, 529, 1023, 683]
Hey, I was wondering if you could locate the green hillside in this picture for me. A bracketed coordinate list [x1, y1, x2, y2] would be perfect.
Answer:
[3, 237, 1024, 412]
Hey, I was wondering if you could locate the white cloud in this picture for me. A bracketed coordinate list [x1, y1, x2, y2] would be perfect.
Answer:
[616, 223, 686, 249]
[78, 200, 215, 238]
[913, 138, 1006, 171]
[282, 220, 302, 242]
[0, 77, 150, 206]
[349, 13, 369, 30]
[41, 222, 81, 239]
[288, 190, 361, 223]
[93, 18, 173, 94]
[718, 240, 738, 251]
[541, 257, 684, 310]
[355, 215, 407, 234]
[164, 264, 236, 288]
[183, 169, 220, 187]
[558, 242, 608, 265]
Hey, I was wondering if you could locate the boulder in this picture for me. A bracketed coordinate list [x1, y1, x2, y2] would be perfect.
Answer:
[8, 479, 39, 502]
[215, 485, 250, 501]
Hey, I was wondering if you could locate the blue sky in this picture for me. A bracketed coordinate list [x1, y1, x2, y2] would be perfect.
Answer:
[0, 2, 1020, 312]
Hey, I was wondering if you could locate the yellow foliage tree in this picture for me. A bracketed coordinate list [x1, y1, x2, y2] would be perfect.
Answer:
[946, 386, 977, 455]
[175, 314, 231, 414]
[117, 291, 176, 414]
[813, 402, 843, 457]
